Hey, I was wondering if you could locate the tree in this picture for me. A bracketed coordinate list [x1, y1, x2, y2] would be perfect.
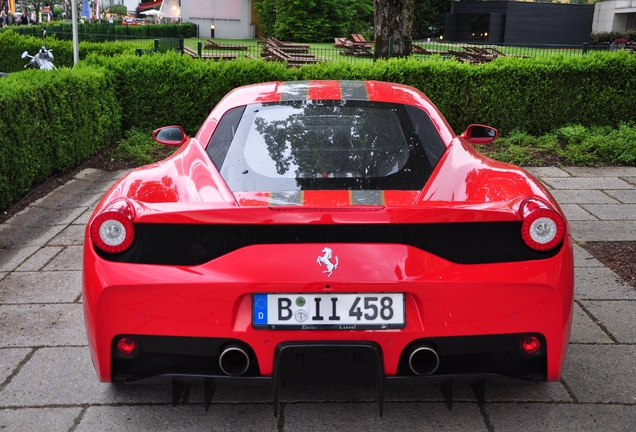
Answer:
[109, 4, 127, 17]
[412, 0, 452, 39]
[374, 0, 414, 59]
[255, 0, 372, 43]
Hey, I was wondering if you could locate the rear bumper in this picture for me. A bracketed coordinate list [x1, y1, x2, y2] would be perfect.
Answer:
[82, 238, 574, 383]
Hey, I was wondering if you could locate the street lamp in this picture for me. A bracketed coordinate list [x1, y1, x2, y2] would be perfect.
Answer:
[71, 0, 78, 64]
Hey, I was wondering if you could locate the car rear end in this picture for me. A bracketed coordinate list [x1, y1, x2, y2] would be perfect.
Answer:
[82, 81, 573, 410]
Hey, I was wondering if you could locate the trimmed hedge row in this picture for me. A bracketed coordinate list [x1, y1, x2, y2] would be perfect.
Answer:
[3, 40, 636, 210]
[86, 50, 636, 136]
[0, 31, 143, 73]
[0, 66, 121, 209]
[9, 22, 198, 39]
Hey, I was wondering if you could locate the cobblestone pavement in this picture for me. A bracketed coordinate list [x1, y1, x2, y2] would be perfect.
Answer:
[1, 167, 636, 431]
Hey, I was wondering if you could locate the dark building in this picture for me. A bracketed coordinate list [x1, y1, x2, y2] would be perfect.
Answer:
[444, 1, 594, 44]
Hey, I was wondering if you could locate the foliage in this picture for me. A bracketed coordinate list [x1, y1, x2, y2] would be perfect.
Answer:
[4, 21, 198, 38]
[412, 0, 453, 39]
[0, 65, 121, 209]
[85, 52, 300, 134]
[0, 31, 143, 72]
[590, 31, 636, 44]
[109, 128, 176, 166]
[255, 0, 373, 42]
[109, 4, 128, 17]
[482, 124, 636, 166]
[85, 49, 636, 137]
[3, 33, 636, 209]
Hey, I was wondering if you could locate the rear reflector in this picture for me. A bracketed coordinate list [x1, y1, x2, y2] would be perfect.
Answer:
[521, 335, 541, 355]
[116, 337, 137, 356]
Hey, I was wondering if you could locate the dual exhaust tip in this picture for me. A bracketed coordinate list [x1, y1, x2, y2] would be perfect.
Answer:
[408, 344, 440, 376]
[219, 345, 250, 376]
[219, 343, 440, 377]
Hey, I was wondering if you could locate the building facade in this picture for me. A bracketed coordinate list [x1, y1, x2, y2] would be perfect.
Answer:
[592, 0, 636, 33]
[444, 1, 594, 44]
[180, 0, 255, 39]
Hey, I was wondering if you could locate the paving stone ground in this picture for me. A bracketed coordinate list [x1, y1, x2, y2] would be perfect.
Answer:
[1, 167, 635, 431]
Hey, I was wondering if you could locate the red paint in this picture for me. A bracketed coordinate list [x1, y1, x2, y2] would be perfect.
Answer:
[83, 81, 574, 384]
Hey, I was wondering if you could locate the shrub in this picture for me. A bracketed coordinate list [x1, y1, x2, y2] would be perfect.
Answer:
[110, 128, 176, 166]
[87, 51, 636, 136]
[0, 66, 121, 209]
[0, 31, 143, 72]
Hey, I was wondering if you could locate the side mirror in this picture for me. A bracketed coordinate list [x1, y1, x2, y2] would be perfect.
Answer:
[21, 51, 28, 59]
[461, 124, 498, 145]
[153, 125, 187, 146]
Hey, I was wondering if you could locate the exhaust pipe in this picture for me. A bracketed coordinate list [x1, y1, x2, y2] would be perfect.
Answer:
[408, 344, 440, 376]
[219, 345, 250, 376]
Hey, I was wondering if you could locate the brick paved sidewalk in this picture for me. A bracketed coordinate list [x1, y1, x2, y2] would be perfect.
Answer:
[1, 167, 635, 431]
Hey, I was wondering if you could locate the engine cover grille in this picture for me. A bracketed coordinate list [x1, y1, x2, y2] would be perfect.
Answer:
[95, 222, 561, 265]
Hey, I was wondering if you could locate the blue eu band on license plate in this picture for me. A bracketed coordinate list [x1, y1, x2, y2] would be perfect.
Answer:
[252, 293, 405, 330]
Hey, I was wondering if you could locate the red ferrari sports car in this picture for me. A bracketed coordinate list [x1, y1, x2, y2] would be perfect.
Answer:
[83, 80, 573, 414]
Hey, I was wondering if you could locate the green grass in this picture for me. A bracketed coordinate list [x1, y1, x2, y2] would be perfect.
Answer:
[482, 124, 636, 167]
[109, 128, 177, 166]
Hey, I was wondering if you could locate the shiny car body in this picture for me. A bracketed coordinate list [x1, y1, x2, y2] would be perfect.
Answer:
[82, 80, 573, 413]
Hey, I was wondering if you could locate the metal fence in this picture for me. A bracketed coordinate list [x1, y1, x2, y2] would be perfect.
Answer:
[187, 39, 632, 66]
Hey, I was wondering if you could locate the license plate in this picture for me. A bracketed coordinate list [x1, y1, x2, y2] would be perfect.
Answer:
[252, 293, 405, 330]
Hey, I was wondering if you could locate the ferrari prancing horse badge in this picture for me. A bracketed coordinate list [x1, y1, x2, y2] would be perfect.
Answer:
[316, 247, 339, 277]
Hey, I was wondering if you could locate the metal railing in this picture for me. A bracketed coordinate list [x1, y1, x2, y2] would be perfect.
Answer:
[183, 39, 631, 66]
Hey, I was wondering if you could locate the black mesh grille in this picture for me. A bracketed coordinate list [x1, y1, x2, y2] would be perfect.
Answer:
[96, 222, 561, 265]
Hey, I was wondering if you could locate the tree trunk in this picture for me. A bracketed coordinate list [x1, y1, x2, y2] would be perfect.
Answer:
[374, 0, 414, 60]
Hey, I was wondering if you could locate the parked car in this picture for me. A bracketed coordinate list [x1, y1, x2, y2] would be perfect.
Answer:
[82, 80, 574, 414]
[122, 17, 136, 26]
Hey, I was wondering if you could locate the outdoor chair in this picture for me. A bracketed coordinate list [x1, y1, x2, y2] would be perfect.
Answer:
[412, 44, 447, 55]
[204, 39, 248, 51]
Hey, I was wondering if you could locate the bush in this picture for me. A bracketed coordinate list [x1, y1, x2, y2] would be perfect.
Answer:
[0, 66, 121, 209]
[482, 124, 636, 166]
[85, 52, 300, 134]
[0, 31, 143, 72]
[110, 127, 176, 166]
[86, 50, 636, 136]
[9, 22, 198, 39]
[589, 31, 626, 44]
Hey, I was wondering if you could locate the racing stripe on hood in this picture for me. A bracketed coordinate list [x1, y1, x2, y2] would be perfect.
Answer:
[280, 81, 311, 101]
[340, 80, 369, 101]
[279, 81, 369, 102]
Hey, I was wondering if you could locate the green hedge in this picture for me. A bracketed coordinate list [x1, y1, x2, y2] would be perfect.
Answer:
[0, 66, 121, 209]
[6, 22, 197, 39]
[86, 50, 636, 136]
[0, 31, 145, 72]
[3, 39, 636, 210]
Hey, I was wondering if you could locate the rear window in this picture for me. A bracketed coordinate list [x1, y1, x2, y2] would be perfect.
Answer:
[206, 100, 445, 191]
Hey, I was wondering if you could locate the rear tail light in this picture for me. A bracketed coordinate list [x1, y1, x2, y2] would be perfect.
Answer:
[90, 199, 135, 253]
[520, 335, 541, 355]
[520, 198, 565, 251]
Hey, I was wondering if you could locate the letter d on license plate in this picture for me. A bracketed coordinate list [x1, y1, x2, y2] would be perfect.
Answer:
[253, 293, 404, 330]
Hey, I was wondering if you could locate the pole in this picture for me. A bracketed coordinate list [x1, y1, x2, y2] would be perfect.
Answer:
[71, 0, 79, 64]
